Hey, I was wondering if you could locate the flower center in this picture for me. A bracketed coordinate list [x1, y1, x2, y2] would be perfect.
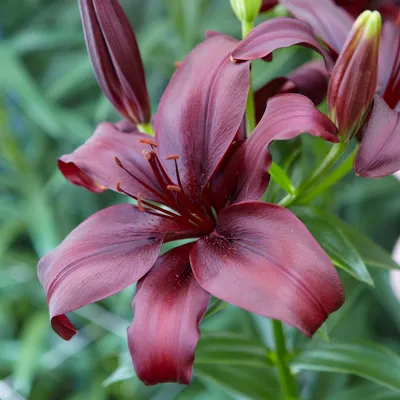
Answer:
[114, 138, 215, 234]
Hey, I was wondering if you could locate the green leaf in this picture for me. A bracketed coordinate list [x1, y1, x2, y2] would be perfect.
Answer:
[204, 298, 228, 319]
[194, 332, 279, 399]
[293, 206, 374, 285]
[195, 332, 272, 368]
[292, 342, 400, 392]
[329, 383, 400, 400]
[103, 362, 136, 387]
[13, 311, 49, 396]
[195, 364, 279, 400]
[269, 162, 295, 194]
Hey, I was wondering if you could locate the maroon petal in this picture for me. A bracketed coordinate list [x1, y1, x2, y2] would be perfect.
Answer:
[230, 17, 333, 69]
[128, 244, 209, 385]
[355, 95, 400, 177]
[379, 21, 400, 109]
[210, 94, 338, 208]
[260, 0, 278, 13]
[79, 0, 150, 124]
[280, 0, 354, 54]
[38, 204, 186, 340]
[155, 35, 250, 205]
[255, 60, 329, 122]
[58, 122, 161, 201]
[190, 201, 344, 336]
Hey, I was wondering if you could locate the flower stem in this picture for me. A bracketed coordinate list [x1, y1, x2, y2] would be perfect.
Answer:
[137, 122, 155, 136]
[241, 20, 256, 135]
[272, 320, 299, 400]
[279, 140, 348, 207]
[298, 146, 358, 204]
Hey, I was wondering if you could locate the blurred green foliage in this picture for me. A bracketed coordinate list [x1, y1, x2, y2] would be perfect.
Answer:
[1, 1, 400, 400]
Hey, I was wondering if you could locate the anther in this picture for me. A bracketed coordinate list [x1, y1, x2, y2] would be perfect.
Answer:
[115, 156, 123, 168]
[174, 61, 181, 68]
[139, 138, 158, 147]
[167, 185, 182, 193]
[142, 149, 152, 161]
[116, 180, 122, 192]
[165, 154, 180, 160]
[137, 193, 145, 211]
[229, 54, 237, 63]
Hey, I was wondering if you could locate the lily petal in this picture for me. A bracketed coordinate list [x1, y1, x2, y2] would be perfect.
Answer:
[155, 35, 249, 205]
[59, 122, 162, 201]
[280, 0, 353, 54]
[355, 95, 400, 177]
[255, 60, 329, 122]
[190, 201, 344, 336]
[79, 0, 150, 124]
[210, 94, 338, 208]
[260, 0, 278, 13]
[38, 204, 186, 340]
[128, 244, 209, 385]
[231, 17, 333, 68]
[378, 21, 400, 109]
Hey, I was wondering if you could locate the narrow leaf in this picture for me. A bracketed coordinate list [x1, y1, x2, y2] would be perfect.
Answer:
[292, 342, 400, 392]
[293, 206, 374, 285]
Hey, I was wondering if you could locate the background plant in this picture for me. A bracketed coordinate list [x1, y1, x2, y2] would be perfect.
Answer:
[1, 1, 400, 399]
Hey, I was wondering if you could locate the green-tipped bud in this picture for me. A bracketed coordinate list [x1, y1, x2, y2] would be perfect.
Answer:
[230, 0, 263, 22]
[327, 10, 381, 141]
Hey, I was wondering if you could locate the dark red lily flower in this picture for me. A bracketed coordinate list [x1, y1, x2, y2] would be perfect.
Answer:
[281, 0, 400, 177]
[79, 0, 151, 125]
[39, 29, 344, 385]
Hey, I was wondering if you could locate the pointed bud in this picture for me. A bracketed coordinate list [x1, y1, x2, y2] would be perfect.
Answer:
[79, 0, 151, 125]
[230, 0, 263, 22]
[328, 10, 381, 141]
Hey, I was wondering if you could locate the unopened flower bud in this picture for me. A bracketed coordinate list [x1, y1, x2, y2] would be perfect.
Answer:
[328, 10, 381, 141]
[230, 0, 263, 22]
[79, 0, 151, 125]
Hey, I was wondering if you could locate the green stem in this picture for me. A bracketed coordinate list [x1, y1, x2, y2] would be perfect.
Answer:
[137, 122, 155, 136]
[272, 320, 299, 400]
[298, 146, 358, 204]
[279, 141, 348, 207]
[241, 20, 256, 134]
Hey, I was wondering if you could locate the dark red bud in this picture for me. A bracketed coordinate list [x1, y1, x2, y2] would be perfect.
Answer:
[79, 0, 151, 125]
[328, 10, 381, 141]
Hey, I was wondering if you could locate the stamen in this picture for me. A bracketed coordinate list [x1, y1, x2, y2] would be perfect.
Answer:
[139, 138, 158, 147]
[115, 156, 123, 168]
[116, 182, 183, 219]
[137, 193, 145, 211]
[114, 157, 169, 203]
[229, 54, 237, 63]
[165, 154, 180, 160]
[167, 185, 182, 193]
[174, 61, 181, 68]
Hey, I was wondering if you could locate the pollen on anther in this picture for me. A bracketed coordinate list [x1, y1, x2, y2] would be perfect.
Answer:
[137, 193, 145, 211]
[115, 180, 122, 192]
[139, 138, 158, 147]
[165, 154, 180, 160]
[141, 149, 152, 161]
[167, 185, 182, 193]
